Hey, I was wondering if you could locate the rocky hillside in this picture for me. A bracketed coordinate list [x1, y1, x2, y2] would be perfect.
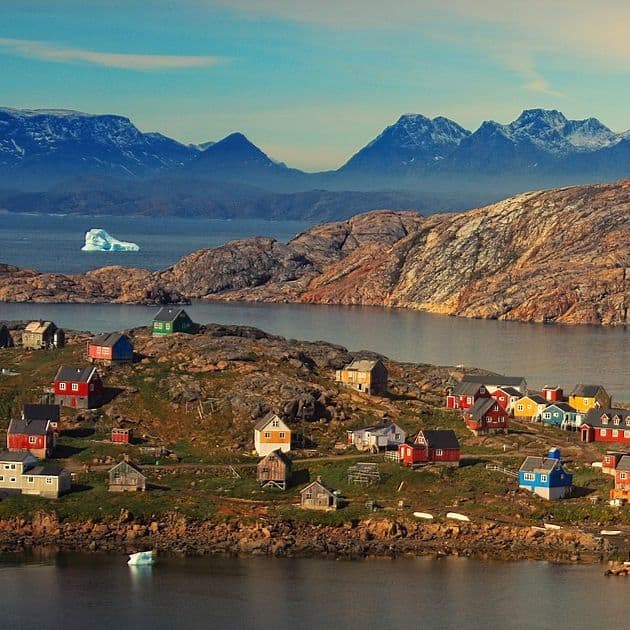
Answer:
[2, 179, 630, 324]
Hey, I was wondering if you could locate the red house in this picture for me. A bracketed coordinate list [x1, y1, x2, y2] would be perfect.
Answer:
[580, 408, 630, 444]
[463, 398, 508, 435]
[399, 429, 461, 467]
[7, 417, 54, 458]
[53, 366, 103, 409]
[602, 451, 627, 476]
[446, 381, 490, 410]
[491, 387, 521, 415]
[88, 333, 134, 366]
[112, 427, 132, 444]
[542, 385, 564, 402]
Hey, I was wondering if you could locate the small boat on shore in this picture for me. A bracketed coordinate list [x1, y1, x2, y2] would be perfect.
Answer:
[446, 512, 470, 522]
[128, 550, 155, 566]
[413, 512, 434, 520]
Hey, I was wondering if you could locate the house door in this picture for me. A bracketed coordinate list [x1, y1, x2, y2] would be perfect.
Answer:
[71, 397, 76, 408]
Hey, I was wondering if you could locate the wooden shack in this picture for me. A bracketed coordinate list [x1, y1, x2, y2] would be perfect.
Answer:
[257, 449, 292, 490]
[0, 324, 13, 348]
[335, 358, 388, 396]
[300, 477, 339, 510]
[22, 321, 64, 350]
[108, 459, 147, 492]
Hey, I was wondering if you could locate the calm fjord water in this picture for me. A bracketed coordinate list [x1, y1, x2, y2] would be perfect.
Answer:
[0, 554, 625, 630]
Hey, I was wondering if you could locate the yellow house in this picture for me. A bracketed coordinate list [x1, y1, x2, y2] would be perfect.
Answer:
[254, 412, 291, 456]
[513, 395, 547, 420]
[569, 384, 611, 413]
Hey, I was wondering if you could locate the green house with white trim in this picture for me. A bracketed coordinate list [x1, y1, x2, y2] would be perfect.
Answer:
[152, 307, 194, 336]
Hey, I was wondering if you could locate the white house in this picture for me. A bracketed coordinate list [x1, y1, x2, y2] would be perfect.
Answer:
[347, 420, 406, 452]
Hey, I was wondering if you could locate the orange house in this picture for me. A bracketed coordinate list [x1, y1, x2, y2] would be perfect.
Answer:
[254, 412, 291, 456]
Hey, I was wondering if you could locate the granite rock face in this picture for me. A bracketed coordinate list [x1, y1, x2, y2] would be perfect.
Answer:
[2, 180, 630, 324]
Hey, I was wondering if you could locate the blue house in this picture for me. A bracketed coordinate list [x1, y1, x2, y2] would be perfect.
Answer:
[541, 403, 581, 430]
[518, 448, 573, 500]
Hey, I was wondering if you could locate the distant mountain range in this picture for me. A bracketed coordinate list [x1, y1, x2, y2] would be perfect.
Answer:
[1, 106, 629, 219]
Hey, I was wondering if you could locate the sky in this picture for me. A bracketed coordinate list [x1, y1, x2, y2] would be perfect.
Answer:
[2, 0, 630, 170]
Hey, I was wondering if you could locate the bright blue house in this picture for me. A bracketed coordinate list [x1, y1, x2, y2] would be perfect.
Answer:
[541, 403, 581, 430]
[518, 448, 573, 500]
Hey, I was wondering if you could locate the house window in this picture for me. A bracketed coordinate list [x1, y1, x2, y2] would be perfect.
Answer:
[614, 418, 620, 425]
[467, 397, 473, 404]
[600, 429, 607, 437]
[517, 404, 524, 412]
[625, 418, 630, 426]
[2, 465, 8, 470]
[45, 477, 53, 484]
[28, 436, 37, 444]
[72, 383, 79, 392]
[543, 413, 551, 420]
[524, 473, 535, 481]
[10, 464, 15, 470]
[305, 491, 312, 500]
[9, 477, 16, 483]
[494, 405, 499, 411]
[395, 433, 400, 440]
[621, 473, 627, 480]
[279, 432, 285, 439]
[264, 432, 271, 438]
[436, 449, 443, 456]
[540, 474, 548, 483]
[613, 430, 619, 438]
[0, 475, 4, 481]
[624, 431, 630, 439]
[59, 382, 66, 391]
[602, 417, 609, 425]
[272, 420, 279, 428]
[27, 476, 34, 484]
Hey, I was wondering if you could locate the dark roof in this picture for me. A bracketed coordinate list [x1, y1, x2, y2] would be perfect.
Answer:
[616, 455, 630, 471]
[546, 402, 576, 413]
[571, 384, 605, 397]
[462, 374, 525, 387]
[54, 365, 98, 383]
[466, 398, 498, 420]
[451, 381, 483, 397]
[90, 332, 127, 347]
[8, 417, 50, 436]
[23, 404, 60, 422]
[259, 449, 292, 467]
[519, 456, 559, 473]
[497, 386, 522, 397]
[301, 479, 335, 496]
[0, 450, 36, 462]
[418, 429, 460, 450]
[583, 408, 630, 428]
[524, 394, 547, 404]
[153, 307, 189, 323]
[28, 465, 65, 477]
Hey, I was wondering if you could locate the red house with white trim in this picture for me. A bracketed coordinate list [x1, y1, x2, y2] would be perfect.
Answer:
[580, 408, 630, 444]
[446, 381, 490, 410]
[463, 398, 509, 435]
[399, 429, 461, 467]
[7, 417, 54, 458]
[53, 366, 103, 409]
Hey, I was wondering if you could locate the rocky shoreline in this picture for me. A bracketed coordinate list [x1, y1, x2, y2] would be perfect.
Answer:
[0, 511, 617, 564]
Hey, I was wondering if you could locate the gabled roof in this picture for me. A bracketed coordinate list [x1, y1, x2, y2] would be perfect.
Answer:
[300, 479, 335, 496]
[582, 408, 630, 428]
[90, 332, 128, 347]
[24, 321, 55, 334]
[351, 420, 402, 435]
[496, 386, 522, 397]
[519, 456, 559, 473]
[259, 449, 292, 467]
[571, 384, 606, 398]
[153, 307, 189, 323]
[28, 465, 65, 477]
[466, 397, 498, 420]
[451, 381, 484, 397]
[109, 459, 146, 478]
[518, 394, 546, 405]
[546, 402, 576, 413]
[0, 450, 37, 463]
[254, 412, 290, 432]
[343, 359, 383, 372]
[462, 374, 525, 387]
[616, 455, 630, 471]
[53, 365, 98, 383]
[416, 429, 460, 450]
[23, 404, 60, 422]
[8, 417, 50, 436]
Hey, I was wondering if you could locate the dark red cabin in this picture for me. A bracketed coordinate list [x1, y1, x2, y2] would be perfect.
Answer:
[399, 429, 461, 467]
[53, 366, 103, 409]
[463, 398, 508, 435]
[446, 382, 489, 410]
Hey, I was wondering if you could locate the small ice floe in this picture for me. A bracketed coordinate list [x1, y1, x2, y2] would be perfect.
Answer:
[82, 228, 139, 252]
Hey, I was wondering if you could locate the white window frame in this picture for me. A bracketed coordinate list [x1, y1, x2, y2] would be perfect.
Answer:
[621, 472, 627, 480]
[9, 477, 16, 483]
[613, 430, 619, 438]
[435, 449, 443, 456]
[27, 476, 34, 484]
[524, 472, 535, 481]
[264, 432, 271, 439]
[72, 383, 79, 392]
[28, 436, 37, 444]
[517, 404, 524, 412]
[540, 474, 548, 483]
[59, 382, 66, 391]
[279, 432, 285, 439]
[601, 429, 608, 437]
[45, 477, 53, 485]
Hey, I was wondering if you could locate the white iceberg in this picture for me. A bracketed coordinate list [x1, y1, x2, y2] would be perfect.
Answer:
[81, 228, 140, 252]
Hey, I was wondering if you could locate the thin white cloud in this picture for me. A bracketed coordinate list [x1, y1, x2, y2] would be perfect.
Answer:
[0, 37, 223, 70]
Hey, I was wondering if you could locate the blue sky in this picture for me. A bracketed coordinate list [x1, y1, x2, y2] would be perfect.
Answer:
[2, 0, 630, 170]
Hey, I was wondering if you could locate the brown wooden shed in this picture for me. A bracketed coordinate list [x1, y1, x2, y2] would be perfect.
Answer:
[300, 477, 339, 510]
[257, 449, 292, 490]
[108, 459, 147, 492]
